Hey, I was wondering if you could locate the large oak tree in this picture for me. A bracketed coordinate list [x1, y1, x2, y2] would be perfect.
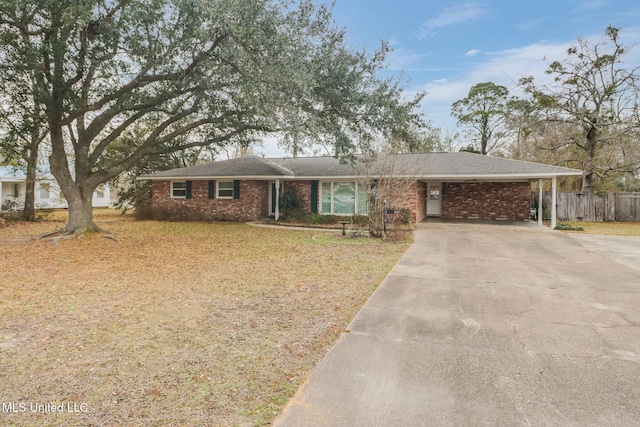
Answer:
[0, 0, 423, 233]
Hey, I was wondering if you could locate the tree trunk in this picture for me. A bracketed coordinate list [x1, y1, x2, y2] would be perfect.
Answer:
[480, 118, 489, 155]
[64, 191, 100, 233]
[48, 127, 101, 234]
[582, 155, 596, 192]
[582, 127, 598, 192]
[22, 148, 39, 222]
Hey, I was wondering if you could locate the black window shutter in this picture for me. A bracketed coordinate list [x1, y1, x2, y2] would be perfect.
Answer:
[208, 180, 215, 199]
[186, 181, 192, 199]
[311, 180, 319, 213]
[233, 180, 240, 199]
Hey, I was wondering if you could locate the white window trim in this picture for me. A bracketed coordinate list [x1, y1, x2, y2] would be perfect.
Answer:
[320, 180, 367, 216]
[171, 181, 187, 199]
[95, 184, 106, 199]
[216, 180, 234, 199]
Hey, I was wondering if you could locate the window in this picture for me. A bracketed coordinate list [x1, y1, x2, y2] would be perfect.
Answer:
[171, 181, 187, 198]
[333, 182, 355, 214]
[95, 184, 105, 199]
[357, 183, 368, 215]
[13, 183, 20, 199]
[217, 181, 234, 198]
[320, 181, 368, 215]
[40, 182, 50, 199]
[321, 182, 332, 213]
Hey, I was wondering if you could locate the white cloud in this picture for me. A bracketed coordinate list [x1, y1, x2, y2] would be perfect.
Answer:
[416, 25, 640, 131]
[417, 3, 488, 39]
[517, 17, 547, 31]
[417, 40, 574, 131]
[465, 49, 480, 57]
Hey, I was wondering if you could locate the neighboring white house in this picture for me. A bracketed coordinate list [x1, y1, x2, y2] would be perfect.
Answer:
[0, 166, 111, 211]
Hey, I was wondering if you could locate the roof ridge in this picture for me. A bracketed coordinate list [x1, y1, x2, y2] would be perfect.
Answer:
[258, 156, 295, 176]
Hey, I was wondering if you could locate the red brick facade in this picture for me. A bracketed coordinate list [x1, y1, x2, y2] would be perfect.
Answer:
[283, 181, 313, 212]
[150, 179, 532, 223]
[151, 180, 270, 221]
[441, 182, 531, 221]
[385, 181, 428, 223]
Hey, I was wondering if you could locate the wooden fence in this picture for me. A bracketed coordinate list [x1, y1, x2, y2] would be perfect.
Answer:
[533, 191, 640, 222]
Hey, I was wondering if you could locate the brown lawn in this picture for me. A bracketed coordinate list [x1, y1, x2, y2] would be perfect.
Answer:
[0, 210, 408, 426]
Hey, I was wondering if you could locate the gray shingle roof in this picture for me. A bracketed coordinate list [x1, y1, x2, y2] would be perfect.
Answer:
[410, 152, 581, 177]
[143, 155, 294, 178]
[142, 152, 582, 180]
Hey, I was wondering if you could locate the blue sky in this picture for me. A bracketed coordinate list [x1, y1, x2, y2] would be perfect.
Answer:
[259, 0, 640, 157]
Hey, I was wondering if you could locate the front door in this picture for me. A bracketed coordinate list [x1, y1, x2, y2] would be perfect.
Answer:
[426, 183, 442, 216]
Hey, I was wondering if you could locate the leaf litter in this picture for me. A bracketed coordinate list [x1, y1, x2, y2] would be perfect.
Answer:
[0, 211, 408, 426]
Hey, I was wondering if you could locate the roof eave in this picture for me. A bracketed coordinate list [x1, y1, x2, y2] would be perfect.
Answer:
[140, 171, 581, 181]
[420, 172, 583, 181]
[139, 175, 291, 181]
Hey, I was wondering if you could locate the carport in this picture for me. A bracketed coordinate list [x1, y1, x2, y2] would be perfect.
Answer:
[420, 157, 582, 228]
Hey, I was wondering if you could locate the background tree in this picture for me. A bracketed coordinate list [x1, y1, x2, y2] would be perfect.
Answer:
[386, 121, 447, 153]
[503, 98, 540, 159]
[519, 26, 640, 191]
[0, 58, 49, 221]
[451, 82, 511, 155]
[0, 0, 423, 234]
[458, 143, 481, 154]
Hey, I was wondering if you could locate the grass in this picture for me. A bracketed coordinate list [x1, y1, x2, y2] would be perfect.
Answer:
[554, 220, 640, 236]
[0, 210, 409, 426]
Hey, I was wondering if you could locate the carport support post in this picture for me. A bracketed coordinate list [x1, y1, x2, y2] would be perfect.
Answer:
[275, 179, 280, 221]
[537, 179, 543, 225]
[551, 176, 557, 230]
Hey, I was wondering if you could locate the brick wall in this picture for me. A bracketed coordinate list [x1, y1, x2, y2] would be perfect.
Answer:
[151, 180, 269, 221]
[442, 182, 531, 221]
[283, 181, 313, 213]
[384, 180, 428, 223]
[415, 181, 427, 222]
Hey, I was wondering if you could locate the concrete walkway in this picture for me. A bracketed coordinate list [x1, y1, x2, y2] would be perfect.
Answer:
[275, 223, 640, 426]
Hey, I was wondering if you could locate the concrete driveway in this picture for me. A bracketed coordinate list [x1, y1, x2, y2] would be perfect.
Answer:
[569, 233, 640, 273]
[275, 222, 640, 426]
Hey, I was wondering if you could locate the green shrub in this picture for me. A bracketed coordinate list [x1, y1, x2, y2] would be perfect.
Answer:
[279, 188, 303, 219]
[554, 223, 584, 231]
[114, 180, 153, 219]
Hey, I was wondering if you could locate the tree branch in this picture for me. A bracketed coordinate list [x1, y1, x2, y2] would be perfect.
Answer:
[60, 32, 228, 127]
